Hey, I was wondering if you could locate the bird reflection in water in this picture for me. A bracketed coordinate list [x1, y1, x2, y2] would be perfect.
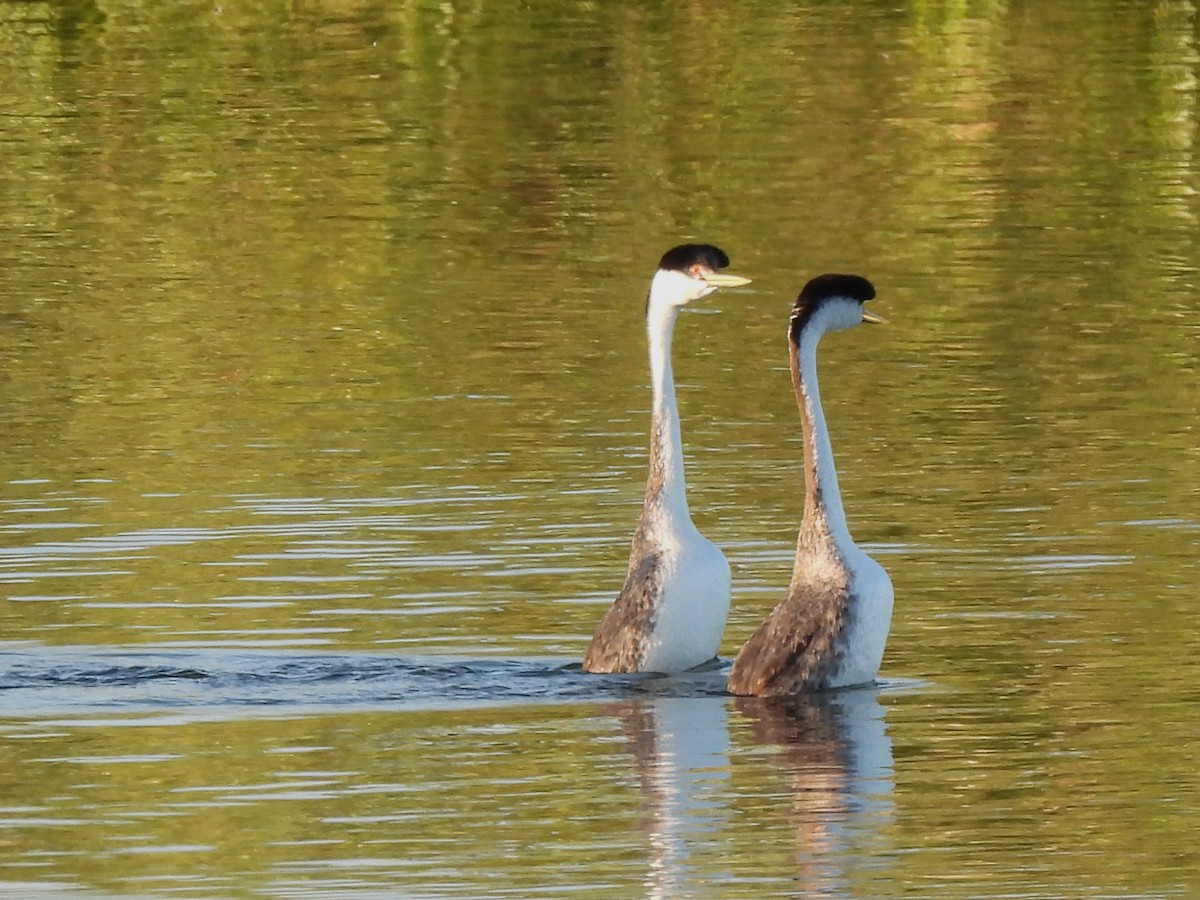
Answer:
[735, 690, 895, 895]
[606, 694, 732, 900]
[603, 688, 893, 897]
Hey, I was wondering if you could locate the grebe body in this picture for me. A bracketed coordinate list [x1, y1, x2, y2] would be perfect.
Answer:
[583, 244, 750, 675]
[728, 274, 892, 696]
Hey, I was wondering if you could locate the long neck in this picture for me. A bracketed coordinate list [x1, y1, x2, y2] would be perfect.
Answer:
[792, 320, 853, 553]
[644, 303, 692, 529]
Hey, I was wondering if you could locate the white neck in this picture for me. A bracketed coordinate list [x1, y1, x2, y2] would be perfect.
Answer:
[646, 302, 692, 530]
[794, 309, 854, 552]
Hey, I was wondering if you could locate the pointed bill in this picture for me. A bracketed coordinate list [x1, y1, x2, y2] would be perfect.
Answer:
[703, 272, 752, 288]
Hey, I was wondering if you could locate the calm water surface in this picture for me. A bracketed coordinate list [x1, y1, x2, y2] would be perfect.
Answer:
[2, 1, 1199, 898]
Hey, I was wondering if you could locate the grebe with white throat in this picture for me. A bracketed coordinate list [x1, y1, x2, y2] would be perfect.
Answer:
[727, 274, 893, 696]
[583, 244, 751, 675]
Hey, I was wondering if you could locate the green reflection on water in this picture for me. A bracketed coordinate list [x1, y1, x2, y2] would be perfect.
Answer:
[1, 0, 1198, 897]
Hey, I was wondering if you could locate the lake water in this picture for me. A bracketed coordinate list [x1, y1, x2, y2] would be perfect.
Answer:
[2, 1, 1199, 897]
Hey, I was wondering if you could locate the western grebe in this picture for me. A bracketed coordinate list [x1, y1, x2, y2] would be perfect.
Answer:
[583, 244, 751, 674]
[727, 274, 892, 696]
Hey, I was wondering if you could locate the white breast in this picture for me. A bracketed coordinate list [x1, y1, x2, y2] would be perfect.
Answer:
[640, 527, 731, 673]
[829, 548, 894, 689]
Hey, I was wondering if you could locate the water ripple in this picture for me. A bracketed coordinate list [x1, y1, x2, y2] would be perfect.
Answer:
[0, 645, 734, 723]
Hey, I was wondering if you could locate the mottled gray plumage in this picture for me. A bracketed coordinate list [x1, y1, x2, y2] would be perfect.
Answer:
[583, 422, 668, 673]
[726, 513, 852, 695]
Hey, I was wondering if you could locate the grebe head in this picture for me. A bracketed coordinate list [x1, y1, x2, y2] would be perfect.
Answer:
[790, 273, 883, 338]
[648, 243, 751, 313]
